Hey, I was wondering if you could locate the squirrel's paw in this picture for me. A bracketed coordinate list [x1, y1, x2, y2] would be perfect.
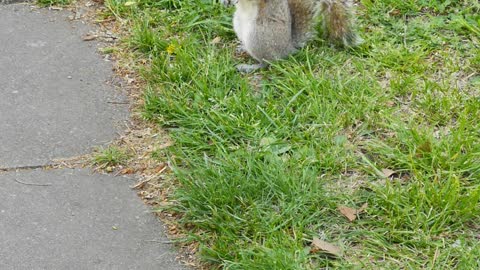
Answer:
[220, 0, 237, 6]
[236, 44, 246, 54]
[236, 63, 266, 73]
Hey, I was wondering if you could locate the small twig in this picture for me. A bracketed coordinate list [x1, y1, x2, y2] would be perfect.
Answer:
[131, 166, 168, 189]
[13, 178, 52, 186]
[143, 239, 175, 244]
[107, 101, 129, 105]
[465, 72, 477, 80]
[94, 18, 116, 23]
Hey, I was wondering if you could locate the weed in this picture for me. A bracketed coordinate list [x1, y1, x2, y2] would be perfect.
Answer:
[93, 146, 129, 167]
[37, 0, 71, 6]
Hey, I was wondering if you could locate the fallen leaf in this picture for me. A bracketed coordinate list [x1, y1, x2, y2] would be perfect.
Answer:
[311, 237, 342, 257]
[338, 206, 357, 222]
[211, 36, 222, 44]
[389, 9, 401, 16]
[120, 168, 135, 174]
[381, 168, 396, 178]
[338, 203, 368, 222]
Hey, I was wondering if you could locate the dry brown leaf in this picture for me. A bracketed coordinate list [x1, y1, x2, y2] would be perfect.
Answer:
[121, 167, 135, 174]
[386, 100, 396, 107]
[338, 203, 368, 222]
[211, 36, 222, 44]
[381, 168, 396, 178]
[311, 237, 342, 257]
[389, 9, 401, 16]
[338, 206, 357, 222]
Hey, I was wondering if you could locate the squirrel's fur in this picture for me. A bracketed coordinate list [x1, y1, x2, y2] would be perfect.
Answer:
[222, 0, 362, 72]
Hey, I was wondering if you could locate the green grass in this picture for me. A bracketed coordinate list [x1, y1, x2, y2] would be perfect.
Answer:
[104, 0, 480, 268]
[93, 146, 129, 167]
[36, 0, 71, 7]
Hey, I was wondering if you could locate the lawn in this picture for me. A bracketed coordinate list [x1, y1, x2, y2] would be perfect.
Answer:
[101, 0, 479, 268]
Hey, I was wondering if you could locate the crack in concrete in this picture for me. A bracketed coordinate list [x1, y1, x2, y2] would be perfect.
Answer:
[1, 0, 32, 4]
[0, 155, 88, 173]
[0, 163, 56, 172]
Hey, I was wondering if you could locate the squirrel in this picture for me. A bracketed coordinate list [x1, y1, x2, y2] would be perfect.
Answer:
[221, 0, 362, 73]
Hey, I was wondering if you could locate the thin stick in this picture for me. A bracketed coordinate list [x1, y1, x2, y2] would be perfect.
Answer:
[131, 166, 168, 189]
[107, 101, 129, 104]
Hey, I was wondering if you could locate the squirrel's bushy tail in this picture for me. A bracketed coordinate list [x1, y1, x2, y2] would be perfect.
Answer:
[318, 0, 362, 47]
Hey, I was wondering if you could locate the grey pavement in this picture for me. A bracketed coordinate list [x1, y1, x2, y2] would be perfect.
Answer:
[0, 169, 183, 270]
[1, 0, 30, 4]
[0, 3, 185, 269]
[0, 3, 127, 168]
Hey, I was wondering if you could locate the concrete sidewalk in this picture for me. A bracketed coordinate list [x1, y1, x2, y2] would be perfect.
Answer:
[0, 3, 185, 269]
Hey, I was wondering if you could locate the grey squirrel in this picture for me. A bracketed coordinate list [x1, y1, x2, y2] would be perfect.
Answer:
[221, 0, 362, 72]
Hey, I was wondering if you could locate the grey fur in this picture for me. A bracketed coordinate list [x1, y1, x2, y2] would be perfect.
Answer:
[225, 0, 361, 72]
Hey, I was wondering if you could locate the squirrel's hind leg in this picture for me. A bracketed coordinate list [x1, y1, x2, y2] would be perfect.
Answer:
[236, 63, 267, 73]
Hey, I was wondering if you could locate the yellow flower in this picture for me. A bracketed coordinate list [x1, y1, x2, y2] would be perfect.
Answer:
[166, 44, 176, 55]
